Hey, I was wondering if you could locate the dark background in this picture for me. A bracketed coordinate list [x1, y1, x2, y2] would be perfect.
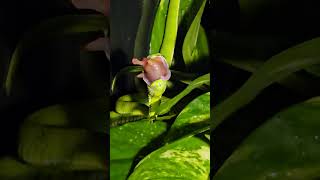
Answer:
[0, 0, 107, 157]
[207, 0, 320, 176]
[2, 0, 320, 177]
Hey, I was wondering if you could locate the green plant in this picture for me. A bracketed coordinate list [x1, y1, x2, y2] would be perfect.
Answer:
[211, 1, 320, 179]
[110, 0, 210, 179]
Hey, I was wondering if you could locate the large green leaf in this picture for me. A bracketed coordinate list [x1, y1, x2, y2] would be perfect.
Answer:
[182, 0, 209, 71]
[4, 14, 108, 95]
[212, 37, 320, 129]
[156, 73, 210, 115]
[110, 121, 167, 180]
[178, 0, 204, 29]
[128, 136, 210, 180]
[149, 0, 203, 54]
[214, 97, 320, 179]
[165, 92, 210, 142]
[220, 58, 320, 95]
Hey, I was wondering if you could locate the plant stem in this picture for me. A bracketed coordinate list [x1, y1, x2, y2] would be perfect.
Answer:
[160, 0, 180, 66]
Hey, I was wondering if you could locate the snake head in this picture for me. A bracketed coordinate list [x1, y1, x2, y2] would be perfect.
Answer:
[132, 54, 171, 85]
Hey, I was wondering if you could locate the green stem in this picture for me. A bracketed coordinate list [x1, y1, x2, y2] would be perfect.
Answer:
[160, 0, 180, 66]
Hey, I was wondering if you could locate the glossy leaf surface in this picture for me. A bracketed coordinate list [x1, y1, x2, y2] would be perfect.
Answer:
[157, 73, 210, 115]
[128, 136, 210, 180]
[214, 97, 320, 180]
[110, 121, 167, 180]
[182, 0, 209, 71]
[165, 92, 210, 142]
[213, 37, 320, 129]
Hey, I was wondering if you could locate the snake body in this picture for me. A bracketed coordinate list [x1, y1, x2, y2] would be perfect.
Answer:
[111, 0, 181, 127]
[110, 93, 149, 127]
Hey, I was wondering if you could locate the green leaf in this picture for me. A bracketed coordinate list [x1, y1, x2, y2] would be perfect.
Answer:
[182, 0, 209, 70]
[169, 70, 209, 91]
[178, 0, 204, 27]
[18, 124, 106, 171]
[204, 133, 210, 141]
[159, 0, 180, 66]
[110, 121, 167, 180]
[149, 0, 170, 54]
[150, 0, 203, 56]
[128, 136, 210, 180]
[165, 92, 210, 142]
[220, 58, 320, 95]
[214, 97, 320, 180]
[110, 159, 134, 180]
[4, 14, 108, 95]
[156, 73, 210, 115]
[212, 37, 320, 130]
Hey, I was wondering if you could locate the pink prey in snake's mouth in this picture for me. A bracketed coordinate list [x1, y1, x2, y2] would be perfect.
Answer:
[132, 55, 171, 85]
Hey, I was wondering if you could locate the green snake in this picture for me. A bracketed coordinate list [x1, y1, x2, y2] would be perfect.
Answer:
[110, 77, 174, 127]
[110, 0, 180, 127]
[110, 92, 170, 127]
